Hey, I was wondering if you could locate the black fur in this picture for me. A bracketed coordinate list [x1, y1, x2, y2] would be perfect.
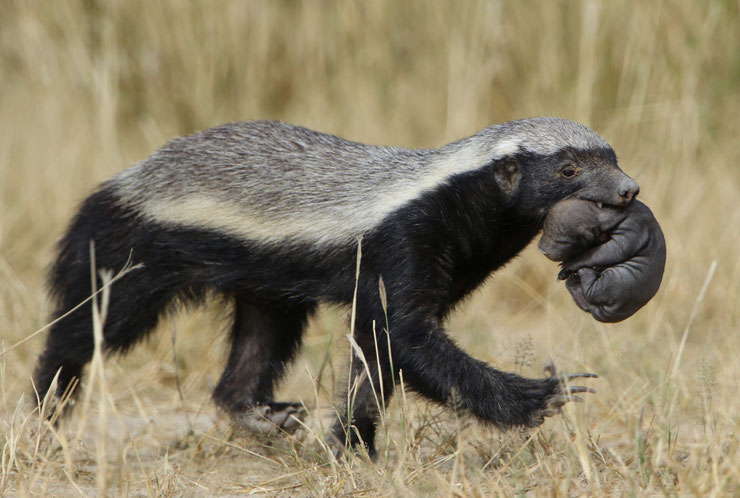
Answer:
[34, 145, 633, 455]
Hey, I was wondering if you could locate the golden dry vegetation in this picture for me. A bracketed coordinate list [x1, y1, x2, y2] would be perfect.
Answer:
[1, 0, 739, 495]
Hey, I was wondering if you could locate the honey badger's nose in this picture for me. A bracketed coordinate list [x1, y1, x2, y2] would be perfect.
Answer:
[618, 177, 640, 203]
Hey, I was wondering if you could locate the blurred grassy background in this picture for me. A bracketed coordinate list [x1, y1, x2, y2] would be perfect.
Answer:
[1, 0, 738, 495]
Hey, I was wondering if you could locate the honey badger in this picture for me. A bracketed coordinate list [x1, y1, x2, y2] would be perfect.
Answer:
[34, 118, 639, 455]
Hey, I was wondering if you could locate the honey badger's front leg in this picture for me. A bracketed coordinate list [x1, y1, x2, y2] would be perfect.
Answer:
[330, 291, 596, 456]
[389, 311, 595, 425]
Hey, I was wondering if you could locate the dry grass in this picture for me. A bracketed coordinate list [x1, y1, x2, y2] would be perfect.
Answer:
[1, 0, 739, 495]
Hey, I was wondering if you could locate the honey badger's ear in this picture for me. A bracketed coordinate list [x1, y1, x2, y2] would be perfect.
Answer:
[493, 157, 520, 196]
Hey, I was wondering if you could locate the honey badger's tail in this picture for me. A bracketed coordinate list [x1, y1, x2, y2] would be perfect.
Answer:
[32, 186, 183, 405]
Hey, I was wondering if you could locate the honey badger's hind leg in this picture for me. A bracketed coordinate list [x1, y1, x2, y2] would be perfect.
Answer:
[33, 189, 182, 412]
[213, 295, 317, 434]
[33, 276, 178, 412]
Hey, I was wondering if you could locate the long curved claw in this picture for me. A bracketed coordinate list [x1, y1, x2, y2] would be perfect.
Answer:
[234, 402, 307, 435]
[564, 385, 596, 394]
[534, 408, 559, 418]
[544, 361, 558, 377]
[548, 394, 584, 408]
[530, 408, 560, 425]
[544, 362, 599, 384]
[535, 362, 599, 425]
[563, 372, 599, 380]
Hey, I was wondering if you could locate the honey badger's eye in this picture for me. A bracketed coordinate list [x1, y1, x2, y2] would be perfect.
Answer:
[559, 163, 580, 178]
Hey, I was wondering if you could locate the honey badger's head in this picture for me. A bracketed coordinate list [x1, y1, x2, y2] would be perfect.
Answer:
[474, 117, 639, 220]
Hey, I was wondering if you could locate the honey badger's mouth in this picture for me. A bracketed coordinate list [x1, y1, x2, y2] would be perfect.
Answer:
[569, 195, 635, 210]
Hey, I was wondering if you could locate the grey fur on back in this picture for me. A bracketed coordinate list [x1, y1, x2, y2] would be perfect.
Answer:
[112, 118, 611, 246]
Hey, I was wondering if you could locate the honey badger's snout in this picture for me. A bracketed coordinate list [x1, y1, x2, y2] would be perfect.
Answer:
[584, 169, 640, 207]
[618, 176, 640, 204]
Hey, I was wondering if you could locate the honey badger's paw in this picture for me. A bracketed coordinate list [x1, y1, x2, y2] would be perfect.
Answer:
[233, 402, 307, 434]
[528, 362, 598, 427]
